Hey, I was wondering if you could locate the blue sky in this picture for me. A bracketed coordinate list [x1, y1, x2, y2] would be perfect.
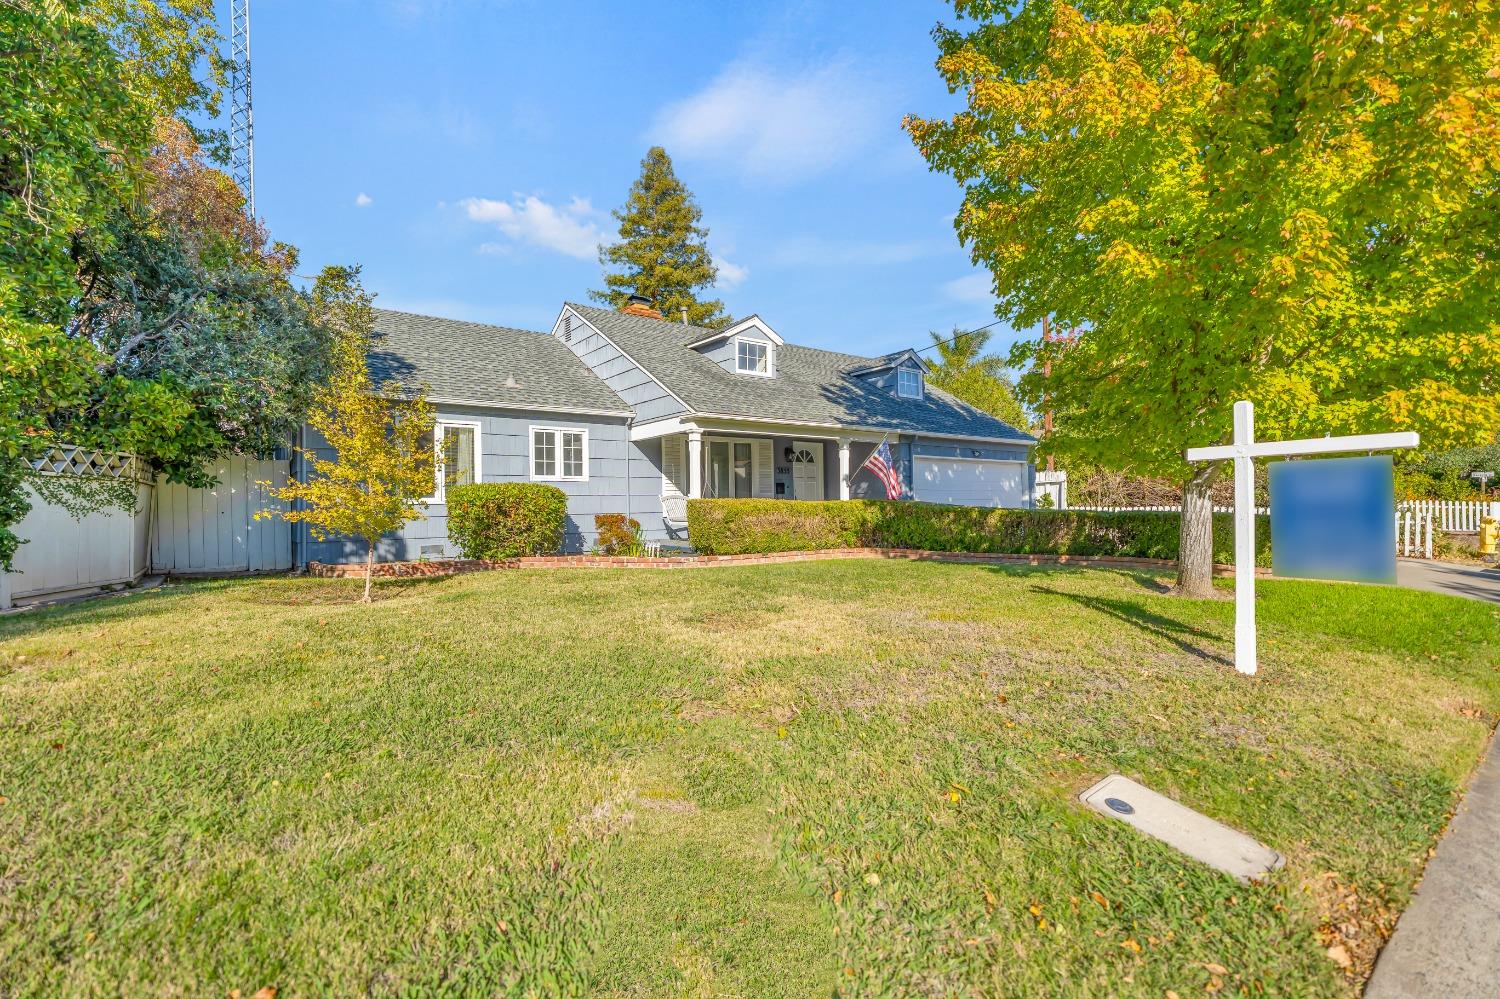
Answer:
[230, 0, 1023, 358]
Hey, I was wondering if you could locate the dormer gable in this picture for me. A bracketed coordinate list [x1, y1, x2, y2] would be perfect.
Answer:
[846, 349, 930, 399]
[687, 315, 783, 378]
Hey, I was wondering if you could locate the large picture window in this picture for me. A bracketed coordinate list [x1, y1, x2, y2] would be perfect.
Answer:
[424, 420, 481, 501]
[531, 427, 588, 481]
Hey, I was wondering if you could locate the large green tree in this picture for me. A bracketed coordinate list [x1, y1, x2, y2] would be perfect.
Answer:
[592, 147, 730, 327]
[0, 2, 329, 568]
[907, 0, 1499, 595]
[925, 327, 1030, 432]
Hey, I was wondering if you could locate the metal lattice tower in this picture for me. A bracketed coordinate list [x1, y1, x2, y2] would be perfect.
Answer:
[229, 0, 254, 217]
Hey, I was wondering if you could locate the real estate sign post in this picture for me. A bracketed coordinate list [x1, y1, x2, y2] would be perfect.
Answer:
[1186, 401, 1418, 676]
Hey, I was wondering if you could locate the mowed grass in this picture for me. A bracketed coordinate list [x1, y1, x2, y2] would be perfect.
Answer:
[2, 563, 1497, 997]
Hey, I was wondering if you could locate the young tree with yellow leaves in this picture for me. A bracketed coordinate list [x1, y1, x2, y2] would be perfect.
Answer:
[906, 0, 1499, 596]
[260, 268, 435, 602]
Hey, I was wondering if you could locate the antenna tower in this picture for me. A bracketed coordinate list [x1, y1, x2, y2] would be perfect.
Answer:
[229, 0, 254, 216]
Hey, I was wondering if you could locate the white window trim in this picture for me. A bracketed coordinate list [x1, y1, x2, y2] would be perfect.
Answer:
[734, 336, 773, 377]
[426, 419, 483, 503]
[897, 367, 924, 399]
[530, 425, 590, 482]
[702, 435, 760, 498]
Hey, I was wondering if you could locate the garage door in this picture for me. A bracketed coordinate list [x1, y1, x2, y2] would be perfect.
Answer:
[913, 458, 1027, 508]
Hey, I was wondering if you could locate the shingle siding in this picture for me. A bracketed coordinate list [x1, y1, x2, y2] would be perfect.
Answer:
[555, 307, 687, 423]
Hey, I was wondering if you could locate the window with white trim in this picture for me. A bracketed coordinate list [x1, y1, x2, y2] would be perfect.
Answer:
[736, 337, 770, 375]
[897, 367, 924, 399]
[422, 420, 481, 501]
[531, 427, 588, 481]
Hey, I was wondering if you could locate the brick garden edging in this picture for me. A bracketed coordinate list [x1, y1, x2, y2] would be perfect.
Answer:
[307, 549, 1263, 578]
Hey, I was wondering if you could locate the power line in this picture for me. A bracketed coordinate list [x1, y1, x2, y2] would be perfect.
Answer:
[912, 318, 1007, 357]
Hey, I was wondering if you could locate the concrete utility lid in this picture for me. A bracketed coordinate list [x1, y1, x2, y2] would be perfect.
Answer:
[1080, 774, 1284, 882]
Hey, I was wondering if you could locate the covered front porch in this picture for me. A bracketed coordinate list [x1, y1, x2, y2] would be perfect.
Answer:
[631, 418, 900, 535]
[658, 427, 893, 503]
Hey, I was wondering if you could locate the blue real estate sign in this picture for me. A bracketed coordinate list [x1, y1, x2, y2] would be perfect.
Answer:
[1270, 455, 1396, 583]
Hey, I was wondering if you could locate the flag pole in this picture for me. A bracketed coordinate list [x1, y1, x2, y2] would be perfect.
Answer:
[850, 433, 890, 479]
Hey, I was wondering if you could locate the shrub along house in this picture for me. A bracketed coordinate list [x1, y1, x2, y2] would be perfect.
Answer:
[299, 297, 1037, 565]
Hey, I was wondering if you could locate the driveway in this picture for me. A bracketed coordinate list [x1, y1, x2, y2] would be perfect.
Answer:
[1395, 558, 1500, 604]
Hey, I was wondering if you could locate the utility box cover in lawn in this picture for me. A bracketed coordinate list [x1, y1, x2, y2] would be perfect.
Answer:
[1270, 455, 1396, 583]
[1080, 775, 1285, 882]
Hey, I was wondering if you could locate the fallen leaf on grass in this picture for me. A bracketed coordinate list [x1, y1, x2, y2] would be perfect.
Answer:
[1201, 963, 1227, 976]
[253, 989, 277, 999]
[1090, 890, 1110, 910]
[1326, 944, 1352, 969]
[1120, 938, 1142, 953]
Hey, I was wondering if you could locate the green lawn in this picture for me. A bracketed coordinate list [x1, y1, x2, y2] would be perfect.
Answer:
[2, 563, 1496, 997]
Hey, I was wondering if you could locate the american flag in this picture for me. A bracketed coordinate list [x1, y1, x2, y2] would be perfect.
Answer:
[865, 440, 904, 499]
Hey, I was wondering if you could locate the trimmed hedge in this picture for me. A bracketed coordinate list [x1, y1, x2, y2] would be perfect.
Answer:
[686, 499, 1271, 566]
[446, 483, 568, 559]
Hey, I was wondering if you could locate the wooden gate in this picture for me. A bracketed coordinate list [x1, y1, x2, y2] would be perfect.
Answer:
[151, 455, 292, 574]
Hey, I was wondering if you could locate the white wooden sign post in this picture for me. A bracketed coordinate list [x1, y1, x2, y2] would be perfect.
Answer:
[1185, 401, 1418, 676]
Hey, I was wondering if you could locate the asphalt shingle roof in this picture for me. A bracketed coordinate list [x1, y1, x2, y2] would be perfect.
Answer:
[367, 309, 631, 416]
[566, 303, 1035, 443]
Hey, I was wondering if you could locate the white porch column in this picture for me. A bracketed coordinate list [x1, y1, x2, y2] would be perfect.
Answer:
[837, 437, 852, 501]
[687, 429, 703, 499]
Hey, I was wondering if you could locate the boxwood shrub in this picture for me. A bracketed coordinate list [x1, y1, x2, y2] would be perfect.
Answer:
[686, 498, 1269, 566]
[446, 483, 568, 559]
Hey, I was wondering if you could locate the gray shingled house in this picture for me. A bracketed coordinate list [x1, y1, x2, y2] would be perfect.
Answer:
[299, 299, 1037, 564]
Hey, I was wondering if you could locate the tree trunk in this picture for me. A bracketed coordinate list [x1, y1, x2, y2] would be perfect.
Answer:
[362, 538, 375, 603]
[1174, 462, 1221, 598]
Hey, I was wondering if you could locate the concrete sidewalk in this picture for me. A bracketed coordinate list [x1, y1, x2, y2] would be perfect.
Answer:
[1365, 559, 1500, 996]
[1365, 735, 1500, 998]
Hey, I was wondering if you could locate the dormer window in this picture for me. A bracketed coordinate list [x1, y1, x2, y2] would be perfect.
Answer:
[736, 337, 771, 376]
[897, 367, 923, 399]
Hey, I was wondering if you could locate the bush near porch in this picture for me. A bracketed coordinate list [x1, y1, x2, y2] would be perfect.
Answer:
[446, 483, 568, 559]
[687, 498, 1270, 564]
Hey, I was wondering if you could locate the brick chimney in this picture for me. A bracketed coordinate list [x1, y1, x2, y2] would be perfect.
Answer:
[619, 293, 663, 320]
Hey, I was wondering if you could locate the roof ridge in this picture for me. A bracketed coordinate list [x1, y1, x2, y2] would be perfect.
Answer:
[373, 307, 548, 337]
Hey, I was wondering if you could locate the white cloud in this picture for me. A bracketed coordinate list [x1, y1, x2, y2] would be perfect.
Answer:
[714, 251, 749, 289]
[461, 195, 604, 260]
[355, 192, 373, 207]
[943, 273, 995, 303]
[649, 59, 887, 182]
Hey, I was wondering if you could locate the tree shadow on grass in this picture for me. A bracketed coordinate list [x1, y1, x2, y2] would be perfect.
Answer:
[1027, 585, 1233, 667]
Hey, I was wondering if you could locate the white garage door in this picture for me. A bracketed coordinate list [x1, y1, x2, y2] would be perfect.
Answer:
[913, 458, 1027, 508]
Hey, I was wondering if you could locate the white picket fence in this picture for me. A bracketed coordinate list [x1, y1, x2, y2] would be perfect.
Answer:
[1397, 499, 1489, 534]
[1395, 510, 1435, 559]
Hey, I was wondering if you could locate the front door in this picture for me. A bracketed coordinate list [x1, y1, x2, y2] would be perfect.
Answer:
[790, 441, 824, 500]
